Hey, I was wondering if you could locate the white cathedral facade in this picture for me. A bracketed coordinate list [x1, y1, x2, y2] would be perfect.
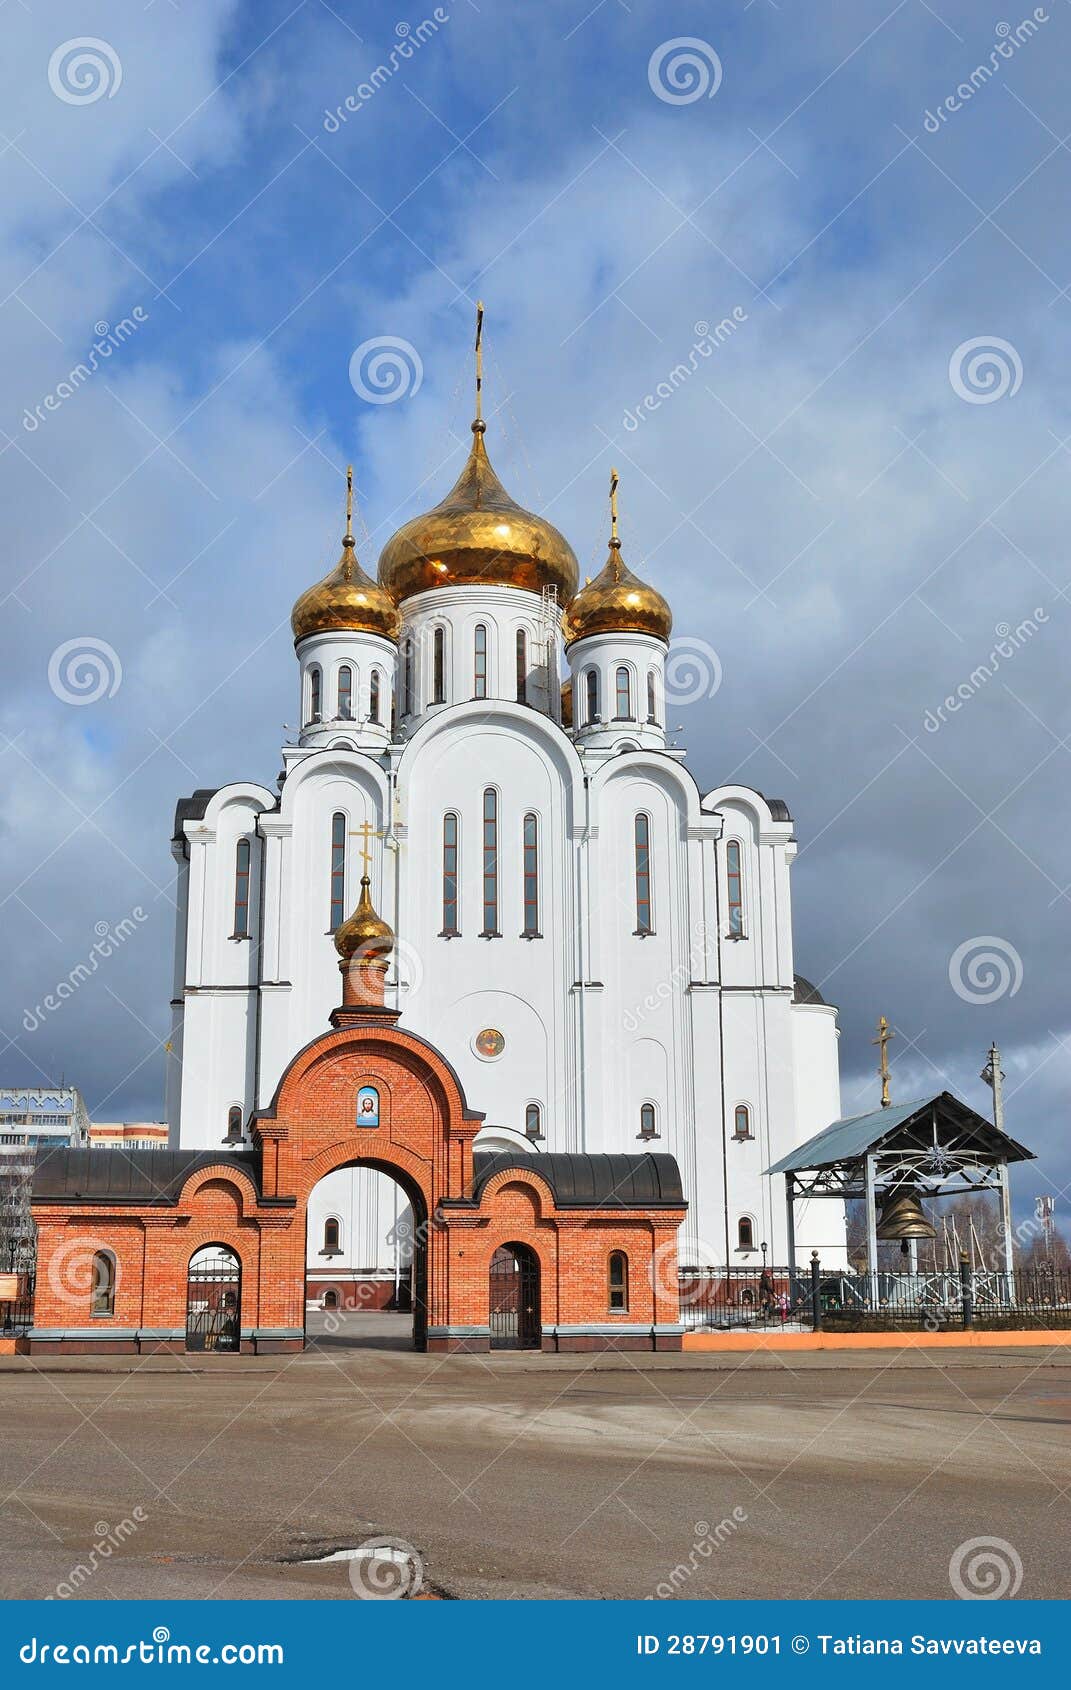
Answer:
[166, 356, 844, 1305]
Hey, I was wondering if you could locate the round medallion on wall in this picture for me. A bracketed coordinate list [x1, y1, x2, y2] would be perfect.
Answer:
[473, 1027, 506, 1060]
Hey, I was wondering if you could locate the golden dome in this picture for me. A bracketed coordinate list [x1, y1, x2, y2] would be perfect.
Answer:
[377, 420, 579, 604]
[562, 538, 672, 645]
[292, 468, 401, 645]
[334, 875, 394, 962]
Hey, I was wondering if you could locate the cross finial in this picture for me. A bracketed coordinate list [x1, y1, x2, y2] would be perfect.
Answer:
[609, 467, 620, 543]
[473, 299, 485, 425]
[873, 1014, 895, 1108]
[344, 463, 354, 539]
[349, 818, 383, 874]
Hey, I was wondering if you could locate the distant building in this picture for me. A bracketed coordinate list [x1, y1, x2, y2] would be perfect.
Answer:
[89, 1122, 168, 1150]
[0, 1086, 89, 1269]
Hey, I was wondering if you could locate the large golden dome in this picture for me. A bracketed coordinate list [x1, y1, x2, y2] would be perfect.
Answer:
[377, 420, 579, 603]
[562, 471, 672, 646]
[292, 469, 401, 645]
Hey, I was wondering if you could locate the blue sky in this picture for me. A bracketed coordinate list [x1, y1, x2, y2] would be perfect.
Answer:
[2, 0, 1069, 1229]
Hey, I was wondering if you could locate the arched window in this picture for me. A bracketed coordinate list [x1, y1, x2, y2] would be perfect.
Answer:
[615, 665, 632, 719]
[516, 629, 527, 703]
[402, 638, 414, 716]
[442, 812, 460, 936]
[634, 814, 652, 933]
[608, 1251, 629, 1312]
[522, 812, 539, 936]
[233, 839, 251, 938]
[323, 1289, 339, 1310]
[726, 840, 744, 937]
[225, 1106, 243, 1143]
[585, 667, 599, 723]
[474, 623, 488, 698]
[733, 1104, 752, 1140]
[90, 1250, 116, 1318]
[308, 665, 322, 722]
[482, 788, 499, 935]
[337, 664, 353, 720]
[329, 812, 346, 931]
[525, 1103, 543, 1139]
[432, 627, 446, 704]
[369, 668, 381, 723]
[639, 1102, 657, 1139]
[737, 1216, 754, 1250]
[323, 1217, 340, 1253]
[647, 669, 658, 723]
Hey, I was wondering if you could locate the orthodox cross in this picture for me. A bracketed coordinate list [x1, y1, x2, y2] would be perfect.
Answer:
[474, 299, 484, 422]
[609, 467, 620, 542]
[349, 819, 384, 877]
[873, 1015, 894, 1109]
[344, 463, 354, 538]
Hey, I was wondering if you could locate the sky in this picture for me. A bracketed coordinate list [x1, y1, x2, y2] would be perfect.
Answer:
[0, 0, 1068, 1231]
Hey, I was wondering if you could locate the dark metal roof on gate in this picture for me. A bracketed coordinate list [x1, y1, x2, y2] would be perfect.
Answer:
[764, 1091, 1034, 1177]
[470, 1151, 685, 1208]
[31, 1147, 264, 1205]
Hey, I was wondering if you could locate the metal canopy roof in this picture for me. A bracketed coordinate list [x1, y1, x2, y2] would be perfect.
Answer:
[471, 1150, 685, 1208]
[31, 1147, 264, 1205]
[765, 1091, 1034, 1178]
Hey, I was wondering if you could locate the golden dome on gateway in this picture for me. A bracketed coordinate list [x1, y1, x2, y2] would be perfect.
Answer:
[376, 303, 579, 604]
[334, 876, 394, 962]
[291, 468, 401, 645]
[561, 470, 672, 646]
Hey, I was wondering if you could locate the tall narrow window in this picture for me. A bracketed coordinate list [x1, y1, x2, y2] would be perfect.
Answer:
[90, 1250, 116, 1318]
[369, 668, 381, 723]
[233, 839, 251, 938]
[309, 665, 322, 722]
[726, 840, 744, 937]
[474, 623, 488, 698]
[522, 812, 539, 935]
[615, 665, 631, 719]
[737, 1216, 754, 1250]
[329, 812, 346, 931]
[516, 629, 527, 703]
[402, 639, 413, 716]
[442, 813, 459, 935]
[337, 664, 353, 720]
[482, 788, 499, 935]
[608, 1251, 629, 1313]
[432, 627, 445, 704]
[647, 669, 658, 723]
[586, 668, 599, 724]
[634, 814, 652, 933]
[639, 1102, 657, 1139]
[525, 1103, 543, 1139]
[226, 1106, 243, 1142]
[733, 1104, 752, 1140]
[323, 1218, 340, 1253]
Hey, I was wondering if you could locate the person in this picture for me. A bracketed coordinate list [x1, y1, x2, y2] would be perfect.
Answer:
[759, 1267, 775, 1320]
[777, 1288, 790, 1325]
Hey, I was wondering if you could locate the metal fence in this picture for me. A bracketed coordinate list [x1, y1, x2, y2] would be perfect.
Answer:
[679, 1264, 1071, 1332]
[0, 1286, 34, 1335]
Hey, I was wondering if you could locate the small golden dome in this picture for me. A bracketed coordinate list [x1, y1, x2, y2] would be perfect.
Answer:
[292, 468, 401, 645]
[334, 876, 394, 962]
[378, 421, 579, 604]
[562, 468, 672, 646]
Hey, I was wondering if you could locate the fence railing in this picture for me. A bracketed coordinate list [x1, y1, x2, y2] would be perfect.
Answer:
[0, 1290, 33, 1335]
[679, 1264, 1071, 1332]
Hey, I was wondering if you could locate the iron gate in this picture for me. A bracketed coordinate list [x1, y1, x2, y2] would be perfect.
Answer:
[185, 1249, 241, 1353]
[489, 1244, 540, 1350]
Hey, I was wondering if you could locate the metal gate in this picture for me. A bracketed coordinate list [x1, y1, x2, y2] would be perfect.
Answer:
[185, 1248, 241, 1353]
[489, 1244, 540, 1350]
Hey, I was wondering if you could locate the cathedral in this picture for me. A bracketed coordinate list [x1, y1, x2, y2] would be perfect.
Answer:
[166, 313, 845, 1309]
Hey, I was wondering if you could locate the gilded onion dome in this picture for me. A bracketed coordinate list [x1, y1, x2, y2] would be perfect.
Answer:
[334, 875, 394, 962]
[377, 303, 579, 603]
[561, 470, 672, 646]
[292, 467, 401, 645]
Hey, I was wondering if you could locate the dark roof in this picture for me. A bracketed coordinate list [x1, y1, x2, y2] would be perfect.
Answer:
[471, 1150, 685, 1208]
[793, 973, 827, 1006]
[31, 1146, 263, 1205]
[764, 795, 792, 822]
[172, 788, 218, 842]
[765, 1091, 1034, 1177]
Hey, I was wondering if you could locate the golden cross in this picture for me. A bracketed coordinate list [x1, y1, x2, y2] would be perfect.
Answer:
[609, 467, 619, 542]
[349, 819, 384, 874]
[345, 463, 354, 535]
[474, 299, 484, 422]
[873, 1014, 895, 1109]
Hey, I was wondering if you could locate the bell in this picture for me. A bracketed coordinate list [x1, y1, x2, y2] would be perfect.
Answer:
[876, 1186, 936, 1244]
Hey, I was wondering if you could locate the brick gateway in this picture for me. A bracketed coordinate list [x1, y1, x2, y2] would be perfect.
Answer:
[27, 1007, 687, 1357]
